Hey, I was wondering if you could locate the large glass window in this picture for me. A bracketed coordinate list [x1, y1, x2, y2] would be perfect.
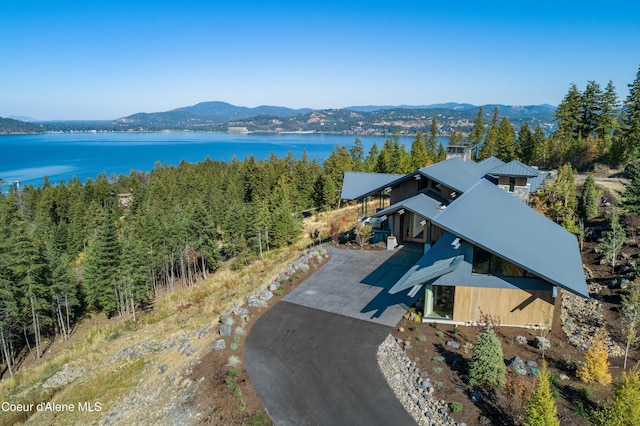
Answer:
[472, 246, 529, 277]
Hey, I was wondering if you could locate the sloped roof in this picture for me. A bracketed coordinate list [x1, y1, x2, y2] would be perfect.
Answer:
[432, 179, 588, 297]
[489, 160, 539, 177]
[417, 158, 487, 193]
[476, 156, 505, 175]
[340, 171, 403, 200]
[389, 255, 463, 295]
[528, 171, 548, 192]
[374, 192, 447, 221]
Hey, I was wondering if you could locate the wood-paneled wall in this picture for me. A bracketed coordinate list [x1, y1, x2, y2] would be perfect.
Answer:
[452, 286, 555, 327]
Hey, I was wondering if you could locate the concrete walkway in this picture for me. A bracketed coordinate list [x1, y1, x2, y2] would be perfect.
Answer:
[283, 246, 422, 327]
[246, 245, 423, 426]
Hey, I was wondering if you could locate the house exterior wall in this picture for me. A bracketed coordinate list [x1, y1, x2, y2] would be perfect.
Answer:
[390, 179, 420, 204]
[452, 286, 554, 327]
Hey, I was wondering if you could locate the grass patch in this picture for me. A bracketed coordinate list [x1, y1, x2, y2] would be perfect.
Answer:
[26, 358, 146, 425]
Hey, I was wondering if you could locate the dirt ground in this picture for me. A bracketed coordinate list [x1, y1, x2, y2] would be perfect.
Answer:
[391, 235, 639, 426]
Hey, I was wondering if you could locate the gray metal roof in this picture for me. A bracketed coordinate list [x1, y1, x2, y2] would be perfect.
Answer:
[417, 158, 488, 193]
[476, 156, 505, 175]
[389, 255, 463, 295]
[489, 160, 539, 177]
[527, 171, 548, 192]
[340, 171, 403, 200]
[374, 192, 447, 221]
[432, 179, 588, 297]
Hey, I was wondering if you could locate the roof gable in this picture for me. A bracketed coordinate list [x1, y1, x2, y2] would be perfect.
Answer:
[489, 160, 539, 177]
[431, 180, 588, 297]
[417, 158, 487, 193]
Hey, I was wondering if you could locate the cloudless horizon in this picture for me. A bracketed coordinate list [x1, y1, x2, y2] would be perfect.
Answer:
[2, 1, 639, 120]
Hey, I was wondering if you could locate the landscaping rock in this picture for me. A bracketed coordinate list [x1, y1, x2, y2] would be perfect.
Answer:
[158, 365, 168, 375]
[508, 356, 527, 376]
[259, 290, 273, 301]
[219, 324, 232, 337]
[515, 335, 528, 345]
[526, 360, 538, 368]
[533, 336, 551, 351]
[212, 339, 226, 351]
[268, 281, 281, 292]
[246, 295, 260, 307]
[377, 334, 456, 425]
[446, 340, 460, 349]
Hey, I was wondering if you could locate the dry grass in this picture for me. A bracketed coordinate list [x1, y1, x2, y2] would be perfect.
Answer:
[0, 208, 344, 425]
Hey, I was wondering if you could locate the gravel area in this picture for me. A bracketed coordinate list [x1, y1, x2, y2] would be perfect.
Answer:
[377, 335, 466, 426]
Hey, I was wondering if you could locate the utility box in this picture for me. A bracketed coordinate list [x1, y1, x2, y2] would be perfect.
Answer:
[386, 235, 397, 250]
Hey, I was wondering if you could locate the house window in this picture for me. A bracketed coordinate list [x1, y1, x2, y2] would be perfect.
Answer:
[472, 246, 529, 277]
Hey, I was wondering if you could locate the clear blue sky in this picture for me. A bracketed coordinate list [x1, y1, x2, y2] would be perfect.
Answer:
[2, 1, 639, 120]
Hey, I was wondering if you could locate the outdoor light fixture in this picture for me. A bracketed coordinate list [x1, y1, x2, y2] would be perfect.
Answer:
[451, 238, 461, 249]
[379, 215, 387, 221]
[384, 187, 392, 192]
[398, 209, 405, 215]
[419, 219, 427, 226]
[450, 192, 457, 198]
[414, 175, 421, 180]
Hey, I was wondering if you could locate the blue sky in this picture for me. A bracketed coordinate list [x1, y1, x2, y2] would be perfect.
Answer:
[2, 1, 639, 120]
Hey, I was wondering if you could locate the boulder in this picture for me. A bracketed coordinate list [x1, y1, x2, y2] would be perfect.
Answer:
[508, 356, 527, 376]
[446, 340, 460, 349]
[212, 339, 226, 351]
[259, 290, 273, 301]
[219, 324, 232, 337]
[515, 335, 528, 345]
[533, 336, 551, 351]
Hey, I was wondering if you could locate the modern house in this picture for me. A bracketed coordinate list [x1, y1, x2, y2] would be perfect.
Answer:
[340, 156, 588, 329]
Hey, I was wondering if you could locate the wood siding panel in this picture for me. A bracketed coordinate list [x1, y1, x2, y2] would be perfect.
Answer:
[390, 180, 420, 204]
[452, 286, 554, 327]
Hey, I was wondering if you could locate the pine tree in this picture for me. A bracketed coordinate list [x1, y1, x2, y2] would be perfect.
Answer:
[577, 333, 612, 385]
[555, 83, 583, 142]
[82, 214, 120, 316]
[349, 138, 365, 171]
[599, 205, 625, 274]
[495, 117, 517, 161]
[49, 252, 79, 340]
[468, 107, 485, 160]
[468, 324, 507, 388]
[523, 361, 560, 426]
[363, 142, 379, 172]
[579, 174, 598, 220]
[624, 163, 640, 214]
[621, 65, 640, 158]
[409, 132, 430, 170]
[518, 122, 535, 164]
[428, 116, 439, 160]
[621, 277, 640, 370]
[478, 107, 499, 160]
[532, 124, 549, 167]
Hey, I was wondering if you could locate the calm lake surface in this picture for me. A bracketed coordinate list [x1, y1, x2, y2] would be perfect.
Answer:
[0, 132, 423, 191]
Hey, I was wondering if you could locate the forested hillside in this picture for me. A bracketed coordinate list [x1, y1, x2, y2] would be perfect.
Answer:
[1, 65, 640, 380]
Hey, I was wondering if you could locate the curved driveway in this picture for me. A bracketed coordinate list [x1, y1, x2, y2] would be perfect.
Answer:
[246, 246, 422, 426]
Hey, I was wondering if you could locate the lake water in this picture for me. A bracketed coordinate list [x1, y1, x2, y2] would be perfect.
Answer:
[0, 132, 430, 191]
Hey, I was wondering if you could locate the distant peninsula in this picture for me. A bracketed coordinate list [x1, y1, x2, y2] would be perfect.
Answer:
[0, 101, 557, 136]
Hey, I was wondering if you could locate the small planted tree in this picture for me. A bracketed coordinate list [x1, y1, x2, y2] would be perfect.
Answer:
[468, 324, 507, 388]
[599, 205, 625, 274]
[523, 361, 560, 426]
[621, 277, 640, 369]
[577, 334, 612, 385]
[593, 365, 640, 425]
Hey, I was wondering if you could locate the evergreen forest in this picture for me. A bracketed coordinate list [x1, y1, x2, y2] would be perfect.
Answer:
[1, 65, 640, 379]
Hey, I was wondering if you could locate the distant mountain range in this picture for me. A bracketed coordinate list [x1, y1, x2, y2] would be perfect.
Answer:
[0, 101, 557, 135]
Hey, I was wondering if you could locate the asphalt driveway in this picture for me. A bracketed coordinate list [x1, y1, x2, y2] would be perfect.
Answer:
[246, 245, 423, 426]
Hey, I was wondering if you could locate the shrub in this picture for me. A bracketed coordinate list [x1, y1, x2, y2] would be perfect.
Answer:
[417, 335, 427, 343]
[227, 355, 241, 367]
[594, 365, 640, 425]
[432, 356, 446, 363]
[432, 367, 444, 374]
[228, 369, 239, 378]
[450, 402, 463, 412]
[453, 325, 460, 334]
[523, 361, 559, 426]
[468, 324, 506, 388]
[577, 334, 612, 385]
